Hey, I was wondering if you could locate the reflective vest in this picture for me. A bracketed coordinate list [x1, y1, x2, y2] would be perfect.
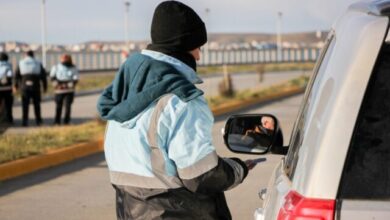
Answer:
[19, 57, 41, 75]
[0, 61, 12, 91]
[50, 63, 78, 94]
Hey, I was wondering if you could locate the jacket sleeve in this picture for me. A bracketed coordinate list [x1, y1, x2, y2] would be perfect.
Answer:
[166, 97, 248, 194]
[5, 65, 13, 86]
[49, 65, 57, 81]
[180, 156, 248, 194]
[73, 67, 79, 85]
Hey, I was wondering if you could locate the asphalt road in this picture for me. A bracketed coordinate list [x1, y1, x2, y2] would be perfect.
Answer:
[0, 94, 303, 220]
[5, 70, 307, 133]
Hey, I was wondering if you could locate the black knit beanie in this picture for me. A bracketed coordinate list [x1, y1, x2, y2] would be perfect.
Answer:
[147, 1, 207, 71]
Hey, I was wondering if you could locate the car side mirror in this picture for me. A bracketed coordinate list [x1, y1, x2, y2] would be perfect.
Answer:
[223, 114, 287, 155]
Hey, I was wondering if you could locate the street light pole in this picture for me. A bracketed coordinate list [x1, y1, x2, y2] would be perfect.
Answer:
[276, 11, 283, 61]
[124, 1, 131, 51]
[204, 8, 210, 65]
[41, 0, 47, 67]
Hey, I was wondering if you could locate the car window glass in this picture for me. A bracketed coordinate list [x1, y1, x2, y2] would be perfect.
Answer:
[338, 43, 390, 199]
[285, 32, 336, 179]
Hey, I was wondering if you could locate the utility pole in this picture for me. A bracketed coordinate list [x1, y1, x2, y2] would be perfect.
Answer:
[41, 0, 47, 67]
[204, 8, 210, 65]
[276, 11, 283, 62]
[124, 1, 131, 50]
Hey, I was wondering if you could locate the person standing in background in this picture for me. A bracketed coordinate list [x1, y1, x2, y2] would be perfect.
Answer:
[0, 52, 14, 124]
[50, 54, 78, 125]
[15, 50, 47, 127]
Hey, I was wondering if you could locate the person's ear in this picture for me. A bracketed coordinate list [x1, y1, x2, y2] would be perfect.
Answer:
[189, 48, 201, 61]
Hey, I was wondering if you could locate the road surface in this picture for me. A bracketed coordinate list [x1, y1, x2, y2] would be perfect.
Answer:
[0, 94, 304, 220]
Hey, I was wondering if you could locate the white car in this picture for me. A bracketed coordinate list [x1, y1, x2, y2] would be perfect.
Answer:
[223, 0, 390, 219]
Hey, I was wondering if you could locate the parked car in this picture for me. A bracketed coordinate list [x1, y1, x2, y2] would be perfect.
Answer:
[223, 1, 390, 219]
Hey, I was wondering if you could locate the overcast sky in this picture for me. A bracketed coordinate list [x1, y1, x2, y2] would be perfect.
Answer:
[0, 0, 360, 44]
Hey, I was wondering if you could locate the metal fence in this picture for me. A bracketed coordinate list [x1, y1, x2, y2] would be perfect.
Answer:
[8, 47, 320, 72]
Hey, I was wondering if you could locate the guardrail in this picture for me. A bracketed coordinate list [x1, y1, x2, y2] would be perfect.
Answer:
[8, 48, 320, 72]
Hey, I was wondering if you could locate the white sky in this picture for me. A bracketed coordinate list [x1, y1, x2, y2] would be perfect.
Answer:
[0, 0, 360, 44]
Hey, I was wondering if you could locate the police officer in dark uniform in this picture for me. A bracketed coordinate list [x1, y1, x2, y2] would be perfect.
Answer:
[0, 52, 14, 124]
[15, 50, 47, 126]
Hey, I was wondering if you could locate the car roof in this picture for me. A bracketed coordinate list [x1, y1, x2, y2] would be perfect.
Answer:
[350, 0, 390, 16]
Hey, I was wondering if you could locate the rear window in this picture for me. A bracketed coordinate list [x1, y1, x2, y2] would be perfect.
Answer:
[338, 43, 390, 199]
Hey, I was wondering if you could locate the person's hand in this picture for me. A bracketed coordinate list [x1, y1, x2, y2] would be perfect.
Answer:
[245, 159, 257, 170]
[245, 129, 253, 136]
[229, 157, 249, 180]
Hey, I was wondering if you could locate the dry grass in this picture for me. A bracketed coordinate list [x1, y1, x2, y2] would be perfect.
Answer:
[76, 74, 115, 91]
[0, 120, 105, 164]
[198, 62, 314, 75]
[207, 75, 309, 108]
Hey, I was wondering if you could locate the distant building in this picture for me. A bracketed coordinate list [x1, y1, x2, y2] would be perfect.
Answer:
[0, 31, 327, 54]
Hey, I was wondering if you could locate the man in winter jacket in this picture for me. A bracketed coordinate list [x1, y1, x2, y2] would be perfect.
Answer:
[15, 50, 47, 126]
[0, 52, 14, 124]
[97, 1, 250, 219]
[50, 54, 79, 125]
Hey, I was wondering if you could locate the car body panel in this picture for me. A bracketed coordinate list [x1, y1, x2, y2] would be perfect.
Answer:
[293, 11, 388, 199]
[258, 6, 389, 220]
[339, 200, 390, 220]
[258, 159, 291, 220]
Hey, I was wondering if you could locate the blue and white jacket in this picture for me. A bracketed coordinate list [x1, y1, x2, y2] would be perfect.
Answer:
[50, 63, 78, 94]
[15, 56, 47, 92]
[98, 50, 247, 219]
[0, 61, 13, 91]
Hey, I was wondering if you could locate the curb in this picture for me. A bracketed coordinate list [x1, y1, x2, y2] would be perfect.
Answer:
[0, 139, 103, 181]
[0, 87, 304, 182]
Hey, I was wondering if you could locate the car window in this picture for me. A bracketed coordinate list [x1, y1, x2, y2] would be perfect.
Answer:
[284, 32, 336, 179]
[338, 43, 390, 199]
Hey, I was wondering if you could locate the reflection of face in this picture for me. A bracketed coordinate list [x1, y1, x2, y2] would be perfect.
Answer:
[261, 116, 275, 130]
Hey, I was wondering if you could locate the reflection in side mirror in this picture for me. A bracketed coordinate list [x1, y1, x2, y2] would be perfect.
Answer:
[223, 114, 284, 155]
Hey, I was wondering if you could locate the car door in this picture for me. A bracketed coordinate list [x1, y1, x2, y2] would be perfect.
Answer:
[259, 32, 337, 220]
[336, 40, 390, 220]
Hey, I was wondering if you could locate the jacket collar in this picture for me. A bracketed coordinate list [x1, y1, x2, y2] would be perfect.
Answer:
[141, 49, 203, 84]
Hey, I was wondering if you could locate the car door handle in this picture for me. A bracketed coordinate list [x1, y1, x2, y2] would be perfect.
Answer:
[259, 188, 267, 200]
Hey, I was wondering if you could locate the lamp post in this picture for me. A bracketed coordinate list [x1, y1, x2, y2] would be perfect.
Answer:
[204, 8, 210, 65]
[276, 11, 283, 61]
[41, 0, 47, 67]
[124, 1, 131, 50]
